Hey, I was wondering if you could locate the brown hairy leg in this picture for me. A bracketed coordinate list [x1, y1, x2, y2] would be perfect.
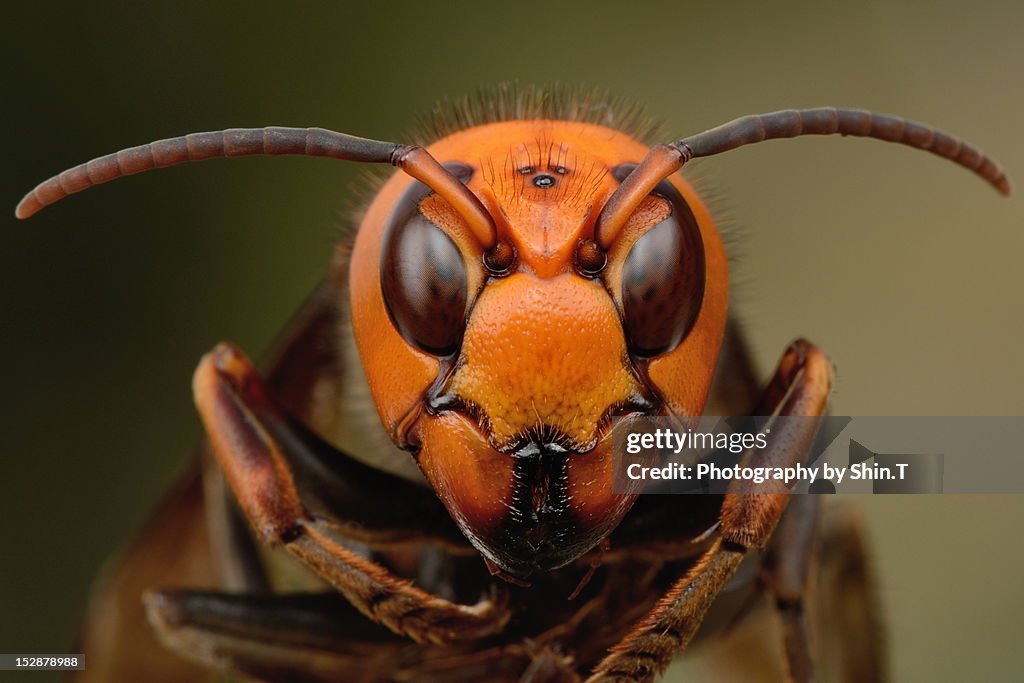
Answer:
[190, 343, 511, 646]
[587, 339, 833, 682]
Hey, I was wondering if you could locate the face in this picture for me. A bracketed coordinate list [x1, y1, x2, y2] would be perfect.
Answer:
[349, 120, 728, 580]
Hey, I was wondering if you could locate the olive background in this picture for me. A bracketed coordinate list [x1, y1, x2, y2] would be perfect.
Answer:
[2, 2, 1021, 681]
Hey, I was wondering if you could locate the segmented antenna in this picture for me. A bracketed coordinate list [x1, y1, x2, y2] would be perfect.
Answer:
[596, 107, 1011, 249]
[15, 126, 497, 248]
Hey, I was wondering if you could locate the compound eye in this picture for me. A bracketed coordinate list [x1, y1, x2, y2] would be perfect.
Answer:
[380, 165, 471, 356]
[619, 180, 705, 358]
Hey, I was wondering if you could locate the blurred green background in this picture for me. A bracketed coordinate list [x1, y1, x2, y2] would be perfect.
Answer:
[2, 1, 1021, 681]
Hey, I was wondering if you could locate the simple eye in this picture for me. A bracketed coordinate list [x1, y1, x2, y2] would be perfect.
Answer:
[380, 164, 471, 356]
[616, 166, 705, 357]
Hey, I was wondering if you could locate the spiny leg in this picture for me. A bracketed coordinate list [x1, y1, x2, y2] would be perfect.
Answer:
[200, 280, 470, 596]
[192, 342, 510, 645]
[588, 339, 833, 682]
[202, 338, 471, 552]
[143, 590, 418, 683]
[145, 587, 562, 683]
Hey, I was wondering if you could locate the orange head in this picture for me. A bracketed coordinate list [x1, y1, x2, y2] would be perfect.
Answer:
[349, 121, 729, 579]
[17, 93, 1007, 581]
